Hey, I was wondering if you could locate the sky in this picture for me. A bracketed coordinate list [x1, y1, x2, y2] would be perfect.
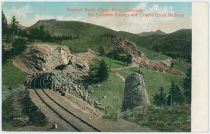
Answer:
[2, 2, 192, 33]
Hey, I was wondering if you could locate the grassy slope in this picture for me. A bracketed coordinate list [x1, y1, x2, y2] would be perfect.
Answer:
[122, 105, 191, 131]
[118, 29, 191, 60]
[2, 60, 27, 88]
[87, 56, 187, 119]
[172, 58, 190, 74]
[30, 20, 189, 60]
[2, 60, 27, 101]
[119, 67, 185, 102]
[30, 20, 114, 53]
[88, 72, 124, 119]
[101, 56, 127, 68]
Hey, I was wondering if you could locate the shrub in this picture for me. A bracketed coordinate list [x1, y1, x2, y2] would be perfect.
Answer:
[153, 87, 167, 107]
[98, 45, 105, 56]
[11, 38, 27, 56]
[98, 60, 109, 81]
[86, 59, 109, 83]
[169, 81, 185, 106]
[107, 51, 132, 65]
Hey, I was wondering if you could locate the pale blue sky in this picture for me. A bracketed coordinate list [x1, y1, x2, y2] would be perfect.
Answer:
[2, 2, 192, 33]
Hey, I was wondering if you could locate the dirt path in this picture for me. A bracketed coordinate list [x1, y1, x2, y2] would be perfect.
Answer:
[115, 72, 125, 82]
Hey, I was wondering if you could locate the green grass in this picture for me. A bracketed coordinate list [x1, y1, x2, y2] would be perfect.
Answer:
[87, 72, 124, 119]
[2, 60, 27, 101]
[172, 58, 190, 74]
[137, 46, 169, 60]
[119, 67, 185, 102]
[101, 56, 127, 68]
[31, 20, 114, 53]
[86, 56, 186, 119]
[2, 60, 27, 89]
[122, 105, 191, 131]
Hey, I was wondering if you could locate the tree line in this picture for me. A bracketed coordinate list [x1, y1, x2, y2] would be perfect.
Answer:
[2, 11, 79, 63]
[2, 12, 28, 63]
[27, 25, 79, 42]
[153, 67, 191, 107]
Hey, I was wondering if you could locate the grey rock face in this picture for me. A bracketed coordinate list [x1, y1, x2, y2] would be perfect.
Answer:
[122, 73, 150, 112]
[20, 44, 89, 76]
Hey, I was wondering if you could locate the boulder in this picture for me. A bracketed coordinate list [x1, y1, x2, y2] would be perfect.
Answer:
[17, 43, 89, 78]
[121, 73, 150, 112]
[20, 44, 71, 71]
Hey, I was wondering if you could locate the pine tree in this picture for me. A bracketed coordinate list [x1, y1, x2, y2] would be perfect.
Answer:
[11, 38, 27, 56]
[183, 67, 191, 103]
[98, 46, 105, 56]
[11, 16, 19, 35]
[98, 60, 108, 81]
[153, 87, 167, 107]
[2, 11, 8, 36]
[169, 81, 177, 106]
[126, 54, 132, 65]
[174, 85, 185, 105]
[169, 81, 185, 106]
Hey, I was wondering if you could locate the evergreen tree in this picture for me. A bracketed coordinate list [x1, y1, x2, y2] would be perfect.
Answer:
[183, 67, 191, 103]
[169, 81, 185, 106]
[98, 60, 108, 81]
[174, 85, 185, 105]
[11, 16, 19, 34]
[167, 95, 171, 106]
[169, 81, 176, 106]
[171, 63, 174, 68]
[11, 38, 27, 56]
[126, 54, 132, 65]
[86, 60, 109, 83]
[2, 11, 8, 36]
[98, 45, 105, 56]
[153, 87, 167, 107]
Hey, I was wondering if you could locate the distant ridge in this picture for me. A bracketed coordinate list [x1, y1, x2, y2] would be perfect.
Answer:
[138, 30, 166, 37]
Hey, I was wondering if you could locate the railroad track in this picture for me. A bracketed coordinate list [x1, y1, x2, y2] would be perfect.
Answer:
[30, 72, 154, 132]
[31, 73, 101, 131]
[34, 88, 101, 132]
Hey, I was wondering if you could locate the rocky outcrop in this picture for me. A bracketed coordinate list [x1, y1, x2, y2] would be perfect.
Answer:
[122, 73, 150, 112]
[112, 37, 138, 56]
[16, 43, 89, 78]
[111, 37, 183, 75]
[22, 44, 71, 71]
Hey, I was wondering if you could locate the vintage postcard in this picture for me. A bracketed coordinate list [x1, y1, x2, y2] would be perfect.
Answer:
[1, 1, 208, 132]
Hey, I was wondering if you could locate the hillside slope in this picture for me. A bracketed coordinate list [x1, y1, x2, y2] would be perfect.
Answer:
[28, 19, 191, 60]
[138, 30, 165, 37]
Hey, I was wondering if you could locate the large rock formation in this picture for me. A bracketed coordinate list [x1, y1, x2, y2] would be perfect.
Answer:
[22, 44, 71, 71]
[111, 37, 183, 75]
[112, 37, 138, 56]
[15, 43, 89, 78]
[122, 73, 150, 112]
